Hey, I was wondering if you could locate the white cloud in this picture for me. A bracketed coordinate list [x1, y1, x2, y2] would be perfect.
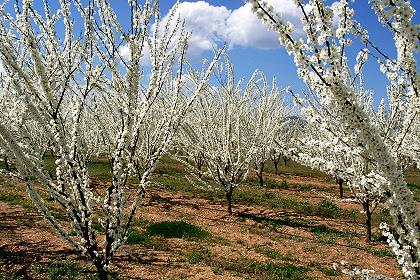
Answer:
[174, 0, 309, 52]
[119, 1, 340, 64]
[224, 3, 279, 49]
[118, 41, 151, 66]
[161, 1, 231, 58]
[118, 44, 131, 61]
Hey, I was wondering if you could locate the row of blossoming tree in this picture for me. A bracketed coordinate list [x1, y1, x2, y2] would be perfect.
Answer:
[0, 0, 419, 279]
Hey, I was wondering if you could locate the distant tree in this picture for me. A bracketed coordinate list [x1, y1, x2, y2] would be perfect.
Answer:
[250, 72, 288, 187]
[176, 56, 257, 215]
[269, 148, 282, 175]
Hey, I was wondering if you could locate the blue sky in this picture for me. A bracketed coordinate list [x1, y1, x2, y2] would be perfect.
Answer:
[5, 0, 420, 106]
[112, 0, 420, 105]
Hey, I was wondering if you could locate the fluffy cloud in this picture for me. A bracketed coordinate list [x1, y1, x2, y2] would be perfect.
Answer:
[118, 43, 152, 66]
[118, 1, 230, 65]
[160, 1, 231, 58]
[119, 1, 339, 64]
[225, 0, 313, 49]
[175, 0, 312, 52]
[118, 44, 131, 61]
[224, 3, 279, 49]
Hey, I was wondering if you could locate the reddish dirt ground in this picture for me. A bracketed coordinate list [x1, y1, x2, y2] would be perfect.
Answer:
[0, 172, 402, 279]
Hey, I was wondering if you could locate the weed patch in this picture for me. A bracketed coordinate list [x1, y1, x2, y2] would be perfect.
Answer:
[147, 220, 209, 240]
[253, 245, 298, 262]
[0, 272, 26, 280]
[126, 231, 150, 245]
[125, 231, 168, 250]
[186, 246, 213, 264]
[34, 261, 82, 280]
[366, 247, 394, 257]
[0, 191, 33, 209]
[216, 257, 309, 280]
[316, 200, 341, 218]
[308, 261, 340, 277]
[92, 221, 105, 233]
[0, 249, 25, 263]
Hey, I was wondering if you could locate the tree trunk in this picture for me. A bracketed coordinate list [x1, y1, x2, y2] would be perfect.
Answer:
[257, 172, 264, 187]
[336, 178, 344, 198]
[283, 158, 288, 167]
[274, 162, 278, 175]
[255, 162, 265, 187]
[4, 156, 9, 171]
[226, 188, 233, 215]
[197, 164, 202, 179]
[95, 263, 108, 280]
[364, 200, 372, 242]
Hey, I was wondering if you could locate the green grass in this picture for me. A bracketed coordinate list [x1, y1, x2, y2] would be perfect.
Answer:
[125, 220, 208, 251]
[43, 155, 114, 181]
[88, 160, 112, 180]
[154, 165, 187, 176]
[253, 245, 283, 259]
[308, 261, 341, 277]
[349, 241, 394, 257]
[215, 257, 309, 280]
[0, 191, 33, 209]
[126, 231, 151, 244]
[125, 231, 168, 250]
[253, 245, 298, 262]
[408, 183, 420, 201]
[92, 221, 105, 233]
[366, 247, 394, 257]
[32, 261, 122, 280]
[310, 223, 361, 246]
[320, 267, 341, 276]
[33, 261, 82, 280]
[147, 220, 209, 240]
[234, 188, 359, 221]
[264, 158, 332, 181]
[396, 165, 419, 201]
[151, 172, 224, 203]
[278, 180, 289, 189]
[184, 246, 309, 280]
[310, 224, 360, 240]
[239, 212, 311, 230]
[239, 211, 360, 246]
[315, 200, 341, 217]
[186, 246, 213, 264]
[0, 272, 26, 280]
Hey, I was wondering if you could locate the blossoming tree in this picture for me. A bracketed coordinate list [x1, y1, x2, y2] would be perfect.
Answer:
[175, 56, 259, 215]
[0, 0, 221, 279]
[251, 0, 420, 277]
[250, 72, 288, 187]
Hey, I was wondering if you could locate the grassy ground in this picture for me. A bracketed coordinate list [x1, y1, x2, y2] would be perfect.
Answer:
[0, 155, 418, 279]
